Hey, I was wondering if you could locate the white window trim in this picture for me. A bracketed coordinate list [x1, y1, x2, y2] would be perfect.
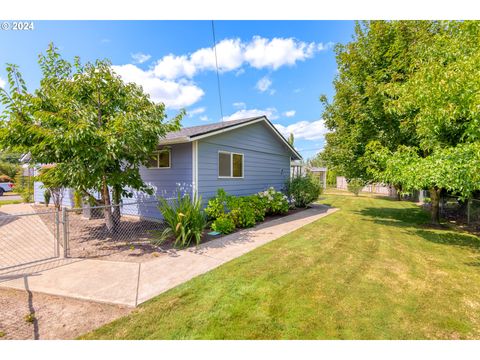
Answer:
[218, 150, 244, 179]
[147, 148, 171, 169]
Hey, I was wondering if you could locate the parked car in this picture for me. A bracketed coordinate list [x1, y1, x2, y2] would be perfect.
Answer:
[0, 182, 14, 196]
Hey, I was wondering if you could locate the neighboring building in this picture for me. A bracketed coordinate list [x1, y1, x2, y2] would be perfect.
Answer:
[306, 167, 327, 189]
[34, 116, 302, 219]
[336, 176, 397, 197]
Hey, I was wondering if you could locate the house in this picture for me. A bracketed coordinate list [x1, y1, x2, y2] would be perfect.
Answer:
[34, 116, 302, 219]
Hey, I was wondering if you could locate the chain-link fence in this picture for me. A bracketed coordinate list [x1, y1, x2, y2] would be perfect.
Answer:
[0, 199, 169, 339]
[0, 209, 59, 272]
[439, 196, 480, 227]
[65, 200, 166, 261]
[0, 200, 169, 273]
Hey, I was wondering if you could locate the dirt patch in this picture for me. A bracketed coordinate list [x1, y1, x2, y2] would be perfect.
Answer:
[0, 287, 131, 340]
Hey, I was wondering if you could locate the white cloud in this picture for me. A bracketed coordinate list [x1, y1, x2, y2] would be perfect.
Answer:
[191, 38, 244, 73]
[256, 76, 272, 93]
[0, 77, 5, 89]
[112, 64, 204, 109]
[131, 52, 151, 64]
[283, 110, 296, 118]
[199, 115, 209, 122]
[153, 54, 196, 79]
[188, 107, 206, 117]
[149, 36, 329, 80]
[233, 102, 246, 109]
[293, 88, 302, 93]
[274, 119, 327, 141]
[223, 107, 278, 122]
[244, 36, 320, 70]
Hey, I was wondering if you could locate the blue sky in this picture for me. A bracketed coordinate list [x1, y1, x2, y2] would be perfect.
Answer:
[0, 21, 355, 159]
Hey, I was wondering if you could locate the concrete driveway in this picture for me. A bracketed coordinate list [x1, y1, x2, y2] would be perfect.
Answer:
[0, 204, 338, 307]
[0, 203, 58, 271]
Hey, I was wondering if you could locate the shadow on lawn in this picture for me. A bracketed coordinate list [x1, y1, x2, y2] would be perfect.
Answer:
[356, 205, 480, 253]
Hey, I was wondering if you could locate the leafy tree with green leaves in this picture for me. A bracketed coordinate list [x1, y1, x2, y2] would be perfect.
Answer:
[288, 133, 294, 146]
[0, 44, 183, 230]
[364, 21, 480, 223]
[319, 21, 439, 187]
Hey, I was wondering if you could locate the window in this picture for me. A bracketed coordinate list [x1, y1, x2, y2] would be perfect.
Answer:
[218, 151, 243, 178]
[147, 149, 171, 169]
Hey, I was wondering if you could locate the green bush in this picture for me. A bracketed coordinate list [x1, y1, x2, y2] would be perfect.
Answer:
[14, 170, 33, 202]
[257, 187, 289, 215]
[231, 202, 256, 228]
[211, 214, 235, 234]
[0, 161, 20, 179]
[347, 178, 364, 196]
[205, 188, 228, 220]
[155, 193, 207, 248]
[246, 195, 267, 222]
[43, 189, 51, 207]
[73, 190, 83, 208]
[286, 175, 323, 208]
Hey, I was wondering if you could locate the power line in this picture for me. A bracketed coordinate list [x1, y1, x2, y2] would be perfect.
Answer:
[211, 20, 224, 121]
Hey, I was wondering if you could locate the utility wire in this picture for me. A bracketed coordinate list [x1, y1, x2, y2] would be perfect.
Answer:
[211, 20, 224, 121]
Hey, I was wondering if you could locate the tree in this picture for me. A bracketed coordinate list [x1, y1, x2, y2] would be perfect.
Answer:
[288, 133, 294, 146]
[319, 21, 439, 187]
[364, 21, 480, 223]
[0, 44, 183, 230]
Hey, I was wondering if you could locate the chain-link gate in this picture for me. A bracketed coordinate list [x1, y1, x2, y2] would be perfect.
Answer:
[0, 209, 60, 272]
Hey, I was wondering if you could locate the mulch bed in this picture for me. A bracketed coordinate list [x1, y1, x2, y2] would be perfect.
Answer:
[32, 205, 310, 263]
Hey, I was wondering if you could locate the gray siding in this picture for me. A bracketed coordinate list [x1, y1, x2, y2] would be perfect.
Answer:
[33, 181, 75, 207]
[32, 143, 193, 220]
[197, 121, 291, 201]
[123, 142, 193, 219]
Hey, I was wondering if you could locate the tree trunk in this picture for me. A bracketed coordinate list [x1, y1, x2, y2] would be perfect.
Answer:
[112, 185, 121, 227]
[101, 176, 114, 231]
[430, 187, 441, 224]
[394, 184, 402, 201]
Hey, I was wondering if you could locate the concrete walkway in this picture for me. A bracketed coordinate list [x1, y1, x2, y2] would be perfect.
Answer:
[0, 204, 338, 307]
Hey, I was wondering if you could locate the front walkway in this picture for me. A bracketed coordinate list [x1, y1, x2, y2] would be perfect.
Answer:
[0, 204, 338, 307]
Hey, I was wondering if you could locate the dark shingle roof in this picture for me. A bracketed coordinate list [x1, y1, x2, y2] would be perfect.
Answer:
[163, 116, 263, 141]
[160, 115, 302, 160]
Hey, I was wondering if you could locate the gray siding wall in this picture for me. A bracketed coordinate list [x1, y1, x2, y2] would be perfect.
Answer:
[123, 142, 193, 219]
[197, 121, 291, 201]
[33, 142, 193, 220]
[33, 181, 75, 207]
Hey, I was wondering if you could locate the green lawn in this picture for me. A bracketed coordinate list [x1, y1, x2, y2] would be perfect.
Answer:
[82, 193, 480, 339]
[0, 199, 22, 206]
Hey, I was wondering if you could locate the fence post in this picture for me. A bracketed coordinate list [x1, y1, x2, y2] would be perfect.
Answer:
[54, 208, 60, 258]
[467, 198, 471, 225]
[62, 207, 69, 258]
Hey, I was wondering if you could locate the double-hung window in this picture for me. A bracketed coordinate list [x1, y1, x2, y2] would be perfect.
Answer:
[147, 148, 171, 169]
[218, 151, 243, 178]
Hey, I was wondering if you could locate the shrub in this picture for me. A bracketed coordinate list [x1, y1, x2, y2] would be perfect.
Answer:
[155, 193, 207, 248]
[233, 203, 256, 228]
[211, 214, 235, 234]
[286, 175, 323, 208]
[73, 190, 83, 208]
[347, 178, 364, 196]
[0, 161, 19, 179]
[205, 188, 228, 220]
[257, 187, 289, 215]
[14, 170, 33, 202]
[43, 189, 51, 207]
[246, 195, 267, 222]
